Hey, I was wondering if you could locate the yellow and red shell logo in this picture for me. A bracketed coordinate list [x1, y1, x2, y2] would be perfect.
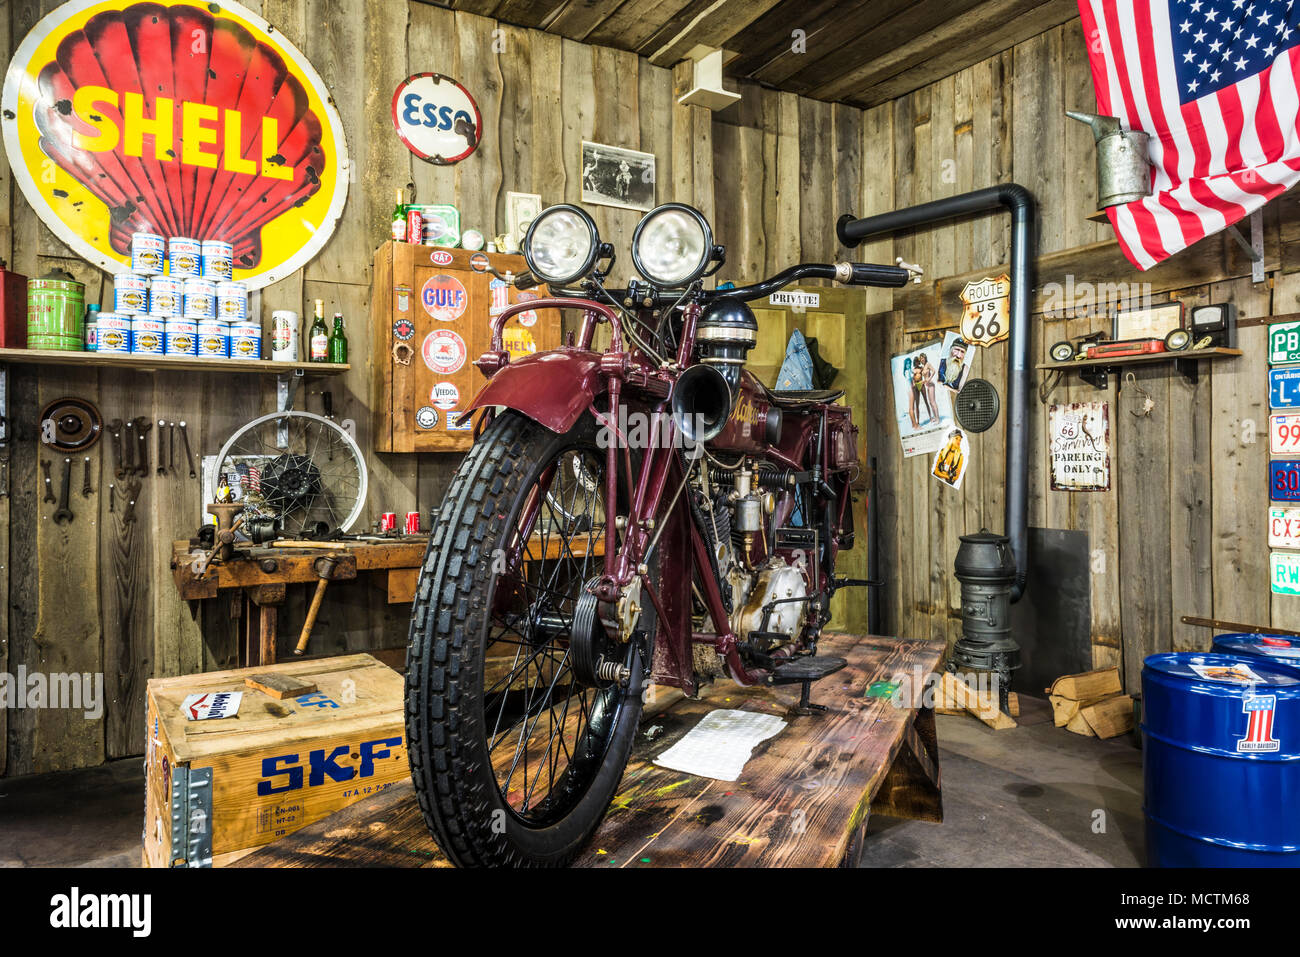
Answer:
[1, 0, 349, 290]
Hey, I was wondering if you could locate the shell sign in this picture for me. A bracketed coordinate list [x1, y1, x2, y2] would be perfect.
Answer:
[1, 0, 349, 290]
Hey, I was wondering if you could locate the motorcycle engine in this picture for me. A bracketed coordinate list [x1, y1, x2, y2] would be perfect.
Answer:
[734, 559, 808, 642]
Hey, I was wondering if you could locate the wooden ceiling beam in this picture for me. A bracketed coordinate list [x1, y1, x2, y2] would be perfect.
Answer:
[640, 0, 788, 67]
[814, 0, 1077, 105]
[583, 0, 701, 52]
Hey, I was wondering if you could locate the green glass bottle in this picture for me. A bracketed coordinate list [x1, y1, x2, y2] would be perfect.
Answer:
[308, 299, 329, 363]
[328, 312, 348, 364]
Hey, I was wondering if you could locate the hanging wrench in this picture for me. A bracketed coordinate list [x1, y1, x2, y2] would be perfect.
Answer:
[108, 484, 115, 514]
[81, 456, 93, 497]
[156, 419, 167, 475]
[41, 459, 56, 504]
[134, 417, 152, 477]
[122, 478, 141, 524]
[169, 422, 176, 473]
[179, 420, 196, 479]
[108, 418, 125, 480]
[52, 457, 74, 524]
[123, 419, 135, 476]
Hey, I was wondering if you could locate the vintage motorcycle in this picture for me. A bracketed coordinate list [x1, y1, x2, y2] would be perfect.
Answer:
[405, 202, 912, 866]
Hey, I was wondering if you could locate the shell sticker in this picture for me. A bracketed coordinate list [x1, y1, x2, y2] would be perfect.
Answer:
[422, 329, 467, 374]
[421, 273, 468, 322]
[503, 326, 536, 359]
[415, 406, 439, 430]
[1, 0, 350, 291]
[431, 381, 459, 410]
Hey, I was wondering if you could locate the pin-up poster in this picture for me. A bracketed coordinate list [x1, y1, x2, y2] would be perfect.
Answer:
[891, 333, 970, 457]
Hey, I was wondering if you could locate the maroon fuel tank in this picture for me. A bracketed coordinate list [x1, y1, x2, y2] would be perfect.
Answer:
[708, 370, 775, 455]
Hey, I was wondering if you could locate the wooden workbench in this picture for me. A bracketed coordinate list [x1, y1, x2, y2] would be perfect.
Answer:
[235, 633, 945, 868]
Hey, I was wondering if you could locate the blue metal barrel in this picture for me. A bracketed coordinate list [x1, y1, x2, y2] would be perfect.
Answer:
[1143, 653, 1300, 867]
[1212, 632, 1300, 665]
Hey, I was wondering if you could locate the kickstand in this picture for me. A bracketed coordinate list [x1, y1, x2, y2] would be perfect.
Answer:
[789, 679, 827, 717]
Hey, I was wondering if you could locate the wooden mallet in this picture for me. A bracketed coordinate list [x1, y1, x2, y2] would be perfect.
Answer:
[294, 554, 340, 656]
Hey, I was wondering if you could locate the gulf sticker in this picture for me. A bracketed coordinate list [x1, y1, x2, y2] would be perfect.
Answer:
[422, 273, 468, 322]
[504, 326, 536, 359]
[422, 329, 467, 374]
[432, 381, 460, 410]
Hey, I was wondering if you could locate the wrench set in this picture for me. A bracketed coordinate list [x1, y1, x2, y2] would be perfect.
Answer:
[39, 398, 198, 526]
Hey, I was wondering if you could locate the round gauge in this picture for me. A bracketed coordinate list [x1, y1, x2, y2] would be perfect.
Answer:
[1049, 340, 1076, 362]
[1164, 328, 1192, 351]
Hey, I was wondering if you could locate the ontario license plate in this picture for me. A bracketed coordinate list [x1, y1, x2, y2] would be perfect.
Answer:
[1272, 415, 1300, 454]
[1269, 321, 1300, 364]
[1270, 507, 1300, 548]
[1272, 552, 1300, 596]
[1271, 460, 1300, 502]
[1271, 367, 1300, 409]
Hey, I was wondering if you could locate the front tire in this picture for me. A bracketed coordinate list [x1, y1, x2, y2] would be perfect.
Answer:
[405, 410, 648, 867]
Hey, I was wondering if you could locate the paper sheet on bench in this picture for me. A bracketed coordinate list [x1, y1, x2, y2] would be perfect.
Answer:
[653, 708, 787, 781]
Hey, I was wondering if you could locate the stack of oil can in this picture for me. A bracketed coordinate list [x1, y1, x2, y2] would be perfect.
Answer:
[93, 233, 256, 359]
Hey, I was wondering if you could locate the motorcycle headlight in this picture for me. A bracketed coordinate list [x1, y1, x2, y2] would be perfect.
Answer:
[523, 205, 600, 286]
[631, 204, 714, 287]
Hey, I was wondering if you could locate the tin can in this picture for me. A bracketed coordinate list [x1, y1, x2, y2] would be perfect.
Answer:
[196, 319, 229, 358]
[229, 319, 261, 360]
[419, 204, 461, 247]
[96, 313, 131, 354]
[201, 240, 234, 280]
[406, 209, 424, 247]
[148, 276, 183, 317]
[169, 237, 202, 278]
[130, 316, 165, 355]
[405, 511, 421, 535]
[379, 512, 397, 533]
[271, 310, 299, 361]
[113, 273, 148, 316]
[164, 318, 199, 357]
[184, 278, 217, 320]
[27, 270, 86, 347]
[216, 281, 248, 320]
[131, 232, 166, 275]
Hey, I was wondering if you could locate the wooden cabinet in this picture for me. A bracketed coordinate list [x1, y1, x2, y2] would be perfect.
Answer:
[370, 241, 560, 452]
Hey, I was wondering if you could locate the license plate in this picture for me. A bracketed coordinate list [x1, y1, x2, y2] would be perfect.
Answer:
[1271, 367, 1300, 409]
[1270, 507, 1300, 548]
[1269, 321, 1300, 364]
[1271, 415, 1300, 454]
[1272, 552, 1300, 596]
[1271, 460, 1300, 501]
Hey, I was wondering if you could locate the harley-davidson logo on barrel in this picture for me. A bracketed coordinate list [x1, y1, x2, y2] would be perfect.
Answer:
[1, 0, 350, 290]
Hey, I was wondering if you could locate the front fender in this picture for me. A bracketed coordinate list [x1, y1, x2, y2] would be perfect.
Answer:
[467, 348, 606, 434]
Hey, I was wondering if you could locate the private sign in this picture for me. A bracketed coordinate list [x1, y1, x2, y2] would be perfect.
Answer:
[0, 0, 349, 290]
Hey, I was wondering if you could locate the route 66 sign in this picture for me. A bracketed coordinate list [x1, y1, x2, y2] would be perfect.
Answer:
[959, 275, 1011, 347]
[391, 73, 481, 165]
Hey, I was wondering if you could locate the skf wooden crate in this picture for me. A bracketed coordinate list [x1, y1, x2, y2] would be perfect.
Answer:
[371, 241, 561, 452]
[143, 654, 408, 868]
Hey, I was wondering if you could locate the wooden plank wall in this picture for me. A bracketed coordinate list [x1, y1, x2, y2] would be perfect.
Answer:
[0, 0, 705, 776]
[713, 17, 1296, 693]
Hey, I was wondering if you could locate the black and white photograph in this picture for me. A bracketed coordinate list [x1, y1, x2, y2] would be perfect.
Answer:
[581, 141, 655, 211]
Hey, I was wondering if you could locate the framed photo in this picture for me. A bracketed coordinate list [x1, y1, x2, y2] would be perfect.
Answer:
[1113, 301, 1183, 341]
[505, 191, 541, 252]
[581, 141, 656, 211]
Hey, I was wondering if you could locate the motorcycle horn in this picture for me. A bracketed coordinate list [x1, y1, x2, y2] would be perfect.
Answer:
[671, 363, 734, 444]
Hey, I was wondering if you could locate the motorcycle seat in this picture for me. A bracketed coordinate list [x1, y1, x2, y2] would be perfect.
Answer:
[763, 387, 844, 408]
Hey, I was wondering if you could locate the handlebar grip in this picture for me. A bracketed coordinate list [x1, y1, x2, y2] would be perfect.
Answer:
[846, 262, 911, 288]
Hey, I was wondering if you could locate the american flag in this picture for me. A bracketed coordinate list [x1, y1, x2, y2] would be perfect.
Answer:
[1237, 694, 1281, 751]
[1078, 0, 1300, 269]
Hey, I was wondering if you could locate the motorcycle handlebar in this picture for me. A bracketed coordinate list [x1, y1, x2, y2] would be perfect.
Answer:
[707, 261, 910, 302]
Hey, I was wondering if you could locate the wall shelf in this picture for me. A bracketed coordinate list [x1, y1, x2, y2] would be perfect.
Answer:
[1037, 346, 1241, 388]
[0, 347, 349, 376]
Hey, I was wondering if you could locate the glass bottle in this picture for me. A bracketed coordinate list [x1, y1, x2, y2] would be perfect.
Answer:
[328, 312, 348, 364]
[309, 299, 328, 363]
[391, 188, 407, 242]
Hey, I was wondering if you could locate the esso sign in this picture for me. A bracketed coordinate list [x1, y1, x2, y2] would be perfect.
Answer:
[391, 73, 481, 165]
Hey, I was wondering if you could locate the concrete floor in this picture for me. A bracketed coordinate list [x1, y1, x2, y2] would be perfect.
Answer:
[0, 694, 1144, 868]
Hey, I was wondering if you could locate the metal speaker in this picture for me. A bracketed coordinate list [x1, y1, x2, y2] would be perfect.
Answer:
[671, 363, 733, 443]
[954, 378, 1000, 433]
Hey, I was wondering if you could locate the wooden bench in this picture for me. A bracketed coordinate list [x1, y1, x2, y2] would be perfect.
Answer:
[235, 633, 945, 868]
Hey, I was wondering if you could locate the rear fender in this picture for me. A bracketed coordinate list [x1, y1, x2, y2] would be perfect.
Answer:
[467, 349, 607, 434]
